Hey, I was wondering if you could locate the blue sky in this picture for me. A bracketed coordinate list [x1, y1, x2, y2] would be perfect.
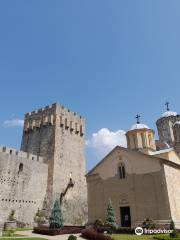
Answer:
[0, 0, 180, 171]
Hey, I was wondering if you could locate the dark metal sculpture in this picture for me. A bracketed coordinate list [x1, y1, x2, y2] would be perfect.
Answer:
[60, 173, 75, 204]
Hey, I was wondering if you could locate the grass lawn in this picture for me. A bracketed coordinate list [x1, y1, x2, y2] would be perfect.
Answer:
[111, 234, 169, 240]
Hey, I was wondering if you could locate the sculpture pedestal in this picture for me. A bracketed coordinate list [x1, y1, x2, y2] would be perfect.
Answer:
[4, 221, 17, 231]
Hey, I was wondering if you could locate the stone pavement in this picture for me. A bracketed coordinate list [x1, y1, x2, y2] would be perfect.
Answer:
[16, 230, 84, 240]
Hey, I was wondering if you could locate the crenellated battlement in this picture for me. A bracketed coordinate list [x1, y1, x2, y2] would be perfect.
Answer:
[25, 103, 84, 119]
[23, 103, 85, 136]
[25, 103, 57, 118]
[0, 146, 44, 163]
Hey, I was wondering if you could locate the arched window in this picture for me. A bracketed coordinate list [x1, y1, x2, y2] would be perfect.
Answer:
[118, 163, 126, 179]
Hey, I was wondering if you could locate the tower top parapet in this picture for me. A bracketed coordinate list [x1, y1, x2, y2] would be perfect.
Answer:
[0, 146, 44, 163]
[22, 102, 85, 137]
[25, 102, 84, 120]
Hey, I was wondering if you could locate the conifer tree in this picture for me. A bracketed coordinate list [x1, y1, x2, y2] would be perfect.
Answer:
[106, 199, 116, 227]
[49, 199, 64, 229]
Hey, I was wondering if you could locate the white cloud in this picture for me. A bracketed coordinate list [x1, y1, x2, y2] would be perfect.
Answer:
[86, 128, 127, 158]
[3, 119, 24, 127]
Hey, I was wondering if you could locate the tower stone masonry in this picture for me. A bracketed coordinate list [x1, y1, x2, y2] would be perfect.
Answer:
[173, 122, 180, 154]
[21, 103, 87, 225]
[156, 114, 180, 147]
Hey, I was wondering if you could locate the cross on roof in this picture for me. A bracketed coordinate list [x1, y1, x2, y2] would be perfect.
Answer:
[136, 114, 141, 124]
[165, 102, 170, 111]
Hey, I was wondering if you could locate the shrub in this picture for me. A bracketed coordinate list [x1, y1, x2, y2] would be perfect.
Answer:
[49, 199, 64, 229]
[94, 219, 104, 228]
[169, 220, 179, 238]
[142, 218, 157, 229]
[68, 235, 77, 240]
[81, 229, 112, 240]
[170, 230, 179, 238]
[33, 226, 83, 236]
[114, 227, 135, 234]
[170, 220, 175, 231]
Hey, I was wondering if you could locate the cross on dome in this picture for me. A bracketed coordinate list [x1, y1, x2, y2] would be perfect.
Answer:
[161, 102, 177, 118]
[165, 101, 170, 111]
[136, 114, 141, 124]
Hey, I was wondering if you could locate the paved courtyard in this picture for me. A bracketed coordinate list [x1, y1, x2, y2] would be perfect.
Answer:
[16, 230, 84, 240]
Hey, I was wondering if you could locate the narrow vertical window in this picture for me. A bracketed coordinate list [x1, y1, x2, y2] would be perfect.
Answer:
[118, 163, 126, 179]
[18, 163, 23, 173]
[148, 134, 152, 147]
[122, 165, 125, 179]
[133, 135, 136, 149]
[141, 133, 145, 148]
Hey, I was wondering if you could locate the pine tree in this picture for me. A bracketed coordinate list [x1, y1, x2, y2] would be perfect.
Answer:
[105, 199, 116, 227]
[170, 220, 175, 231]
[49, 199, 64, 229]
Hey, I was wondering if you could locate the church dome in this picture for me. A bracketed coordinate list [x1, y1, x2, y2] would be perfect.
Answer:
[161, 111, 177, 118]
[130, 123, 149, 131]
[174, 121, 180, 126]
[126, 115, 156, 151]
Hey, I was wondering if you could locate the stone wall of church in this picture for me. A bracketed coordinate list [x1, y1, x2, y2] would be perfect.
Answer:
[86, 147, 171, 227]
[0, 146, 48, 226]
[87, 170, 170, 227]
[163, 164, 180, 228]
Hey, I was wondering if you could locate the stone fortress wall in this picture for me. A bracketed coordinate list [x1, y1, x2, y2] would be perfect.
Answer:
[0, 146, 48, 226]
[21, 103, 87, 225]
[0, 102, 87, 226]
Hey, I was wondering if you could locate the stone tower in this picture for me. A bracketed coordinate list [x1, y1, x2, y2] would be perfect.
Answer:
[173, 122, 180, 154]
[21, 103, 87, 224]
[156, 107, 180, 147]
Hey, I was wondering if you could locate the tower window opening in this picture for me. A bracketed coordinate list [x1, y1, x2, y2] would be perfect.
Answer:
[80, 125, 83, 136]
[18, 163, 23, 173]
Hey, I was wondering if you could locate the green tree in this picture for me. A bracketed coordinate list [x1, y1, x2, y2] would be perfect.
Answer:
[49, 199, 64, 229]
[170, 220, 179, 238]
[170, 220, 175, 231]
[105, 199, 116, 228]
